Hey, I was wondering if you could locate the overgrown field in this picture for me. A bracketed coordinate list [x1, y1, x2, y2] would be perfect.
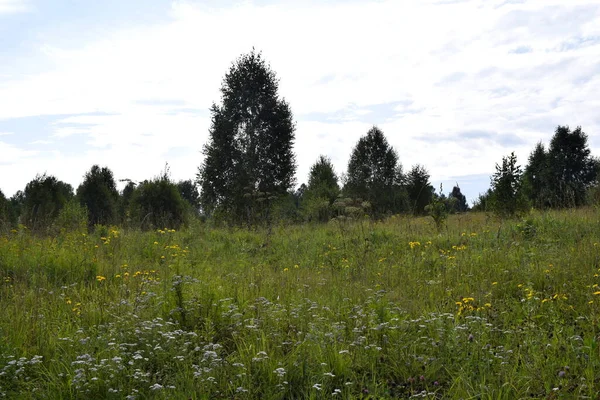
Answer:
[2, 210, 600, 399]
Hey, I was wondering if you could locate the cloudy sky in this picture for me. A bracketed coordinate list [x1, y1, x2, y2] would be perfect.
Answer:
[1, 0, 599, 204]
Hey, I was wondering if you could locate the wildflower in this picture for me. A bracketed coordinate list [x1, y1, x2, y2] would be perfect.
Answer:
[283, 268, 289, 272]
[96, 275, 106, 282]
[409, 241, 421, 249]
[594, 291, 600, 295]
[558, 370, 566, 378]
[312, 383, 322, 390]
[492, 282, 498, 285]
[149, 383, 163, 390]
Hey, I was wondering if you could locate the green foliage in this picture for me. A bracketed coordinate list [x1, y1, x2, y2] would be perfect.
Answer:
[490, 152, 529, 218]
[406, 164, 434, 215]
[306, 155, 340, 202]
[0, 190, 15, 231]
[54, 199, 88, 234]
[176, 179, 200, 212]
[448, 184, 469, 213]
[471, 189, 493, 212]
[198, 50, 296, 224]
[76, 165, 119, 227]
[425, 184, 454, 231]
[21, 174, 74, 232]
[303, 155, 340, 222]
[8, 190, 24, 223]
[545, 126, 596, 208]
[345, 126, 405, 216]
[118, 181, 136, 225]
[129, 173, 188, 230]
[523, 142, 550, 209]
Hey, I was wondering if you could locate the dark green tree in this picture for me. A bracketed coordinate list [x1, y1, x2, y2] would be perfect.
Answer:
[198, 50, 296, 224]
[490, 152, 528, 217]
[345, 126, 403, 216]
[118, 181, 137, 224]
[129, 173, 187, 230]
[546, 126, 596, 207]
[76, 165, 119, 227]
[406, 164, 434, 215]
[471, 189, 493, 212]
[523, 142, 549, 209]
[449, 184, 469, 213]
[177, 180, 201, 212]
[0, 189, 13, 230]
[306, 155, 340, 202]
[303, 155, 340, 221]
[21, 174, 74, 231]
[9, 190, 24, 222]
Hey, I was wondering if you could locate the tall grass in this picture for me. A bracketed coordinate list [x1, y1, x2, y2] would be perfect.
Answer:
[1, 210, 600, 398]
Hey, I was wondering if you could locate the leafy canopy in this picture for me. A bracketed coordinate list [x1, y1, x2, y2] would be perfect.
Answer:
[198, 50, 296, 224]
[345, 126, 403, 216]
[77, 165, 119, 227]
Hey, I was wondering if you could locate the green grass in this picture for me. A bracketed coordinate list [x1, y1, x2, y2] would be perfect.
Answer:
[2, 210, 600, 399]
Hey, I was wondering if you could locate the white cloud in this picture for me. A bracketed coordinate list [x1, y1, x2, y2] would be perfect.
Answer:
[0, 0, 30, 14]
[0, 0, 599, 201]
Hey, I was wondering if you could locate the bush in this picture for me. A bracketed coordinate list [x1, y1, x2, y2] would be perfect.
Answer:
[76, 165, 119, 228]
[129, 175, 188, 230]
[0, 190, 14, 233]
[54, 199, 88, 234]
[21, 174, 74, 233]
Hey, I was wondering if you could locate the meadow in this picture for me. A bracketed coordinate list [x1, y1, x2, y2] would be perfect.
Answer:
[1, 210, 600, 399]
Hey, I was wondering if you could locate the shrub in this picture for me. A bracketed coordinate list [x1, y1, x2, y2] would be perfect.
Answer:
[129, 174, 188, 230]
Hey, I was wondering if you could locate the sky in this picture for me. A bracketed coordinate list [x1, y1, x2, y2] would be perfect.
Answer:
[1, 0, 600, 205]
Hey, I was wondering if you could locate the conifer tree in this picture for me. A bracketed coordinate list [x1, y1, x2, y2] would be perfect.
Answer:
[546, 126, 596, 207]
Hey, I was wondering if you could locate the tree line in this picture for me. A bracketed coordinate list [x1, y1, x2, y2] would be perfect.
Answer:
[473, 125, 599, 217]
[0, 50, 597, 232]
